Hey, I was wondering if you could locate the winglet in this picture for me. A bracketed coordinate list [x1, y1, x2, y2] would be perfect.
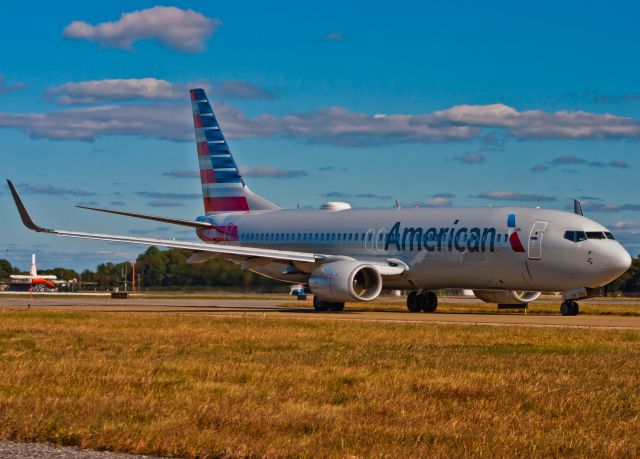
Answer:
[574, 199, 584, 216]
[6, 179, 49, 232]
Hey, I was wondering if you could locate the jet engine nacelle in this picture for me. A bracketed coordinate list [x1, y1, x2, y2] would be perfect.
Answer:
[473, 290, 541, 304]
[309, 261, 382, 302]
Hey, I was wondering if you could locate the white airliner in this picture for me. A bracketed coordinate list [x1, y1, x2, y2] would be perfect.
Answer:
[7, 88, 632, 316]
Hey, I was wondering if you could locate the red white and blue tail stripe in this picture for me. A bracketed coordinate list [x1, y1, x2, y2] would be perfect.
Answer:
[190, 88, 279, 214]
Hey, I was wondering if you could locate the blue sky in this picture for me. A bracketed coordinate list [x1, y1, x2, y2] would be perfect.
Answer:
[1, 1, 640, 271]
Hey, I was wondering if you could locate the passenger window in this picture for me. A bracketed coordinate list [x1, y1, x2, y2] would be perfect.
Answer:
[605, 232, 615, 240]
[349, 234, 353, 241]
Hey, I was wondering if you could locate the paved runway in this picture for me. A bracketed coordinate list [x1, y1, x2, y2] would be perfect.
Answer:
[2, 295, 640, 330]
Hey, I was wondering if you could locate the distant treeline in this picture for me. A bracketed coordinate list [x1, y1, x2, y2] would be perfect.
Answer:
[0, 247, 286, 292]
[2, 249, 640, 294]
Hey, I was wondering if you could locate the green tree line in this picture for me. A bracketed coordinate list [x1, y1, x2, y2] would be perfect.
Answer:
[0, 247, 285, 292]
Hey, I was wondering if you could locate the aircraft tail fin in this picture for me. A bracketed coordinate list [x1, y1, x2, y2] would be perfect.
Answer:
[190, 88, 280, 214]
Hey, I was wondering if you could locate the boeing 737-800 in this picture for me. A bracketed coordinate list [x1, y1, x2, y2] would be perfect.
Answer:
[7, 88, 632, 315]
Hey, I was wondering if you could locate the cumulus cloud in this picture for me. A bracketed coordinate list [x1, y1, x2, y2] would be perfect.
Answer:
[326, 32, 345, 41]
[550, 156, 630, 169]
[0, 103, 193, 141]
[423, 197, 452, 207]
[433, 192, 455, 198]
[147, 200, 186, 208]
[577, 200, 640, 213]
[46, 78, 205, 105]
[355, 193, 393, 200]
[163, 170, 199, 178]
[454, 153, 485, 165]
[240, 166, 307, 179]
[473, 191, 557, 202]
[2, 99, 640, 145]
[612, 221, 640, 229]
[531, 164, 548, 172]
[62, 6, 219, 52]
[136, 191, 200, 200]
[323, 191, 350, 199]
[0, 76, 26, 94]
[19, 183, 96, 197]
[213, 81, 275, 100]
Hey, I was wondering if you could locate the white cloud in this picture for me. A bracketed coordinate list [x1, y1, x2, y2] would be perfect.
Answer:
[213, 81, 275, 100]
[473, 191, 557, 202]
[62, 6, 219, 52]
[18, 183, 96, 197]
[163, 170, 199, 178]
[326, 32, 345, 41]
[1, 97, 640, 145]
[0, 104, 193, 141]
[46, 78, 207, 104]
[612, 221, 640, 229]
[239, 166, 307, 179]
[0, 76, 26, 94]
[431, 104, 640, 140]
[579, 201, 640, 213]
[454, 153, 485, 165]
[423, 197, 452, 207]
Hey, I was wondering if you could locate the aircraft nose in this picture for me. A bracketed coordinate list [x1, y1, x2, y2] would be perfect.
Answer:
[603, 244, 632, 277]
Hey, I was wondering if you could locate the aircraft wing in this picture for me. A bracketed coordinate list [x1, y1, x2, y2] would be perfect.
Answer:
[6, 180, 406, 274]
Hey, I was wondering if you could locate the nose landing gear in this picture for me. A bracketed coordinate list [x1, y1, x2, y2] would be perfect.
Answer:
[560, 300, 579, 316]
[313, 296, 345, 312]
[407, 290, 438, 313]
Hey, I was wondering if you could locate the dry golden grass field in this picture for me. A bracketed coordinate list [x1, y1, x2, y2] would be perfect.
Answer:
[0, 310, 639, 458]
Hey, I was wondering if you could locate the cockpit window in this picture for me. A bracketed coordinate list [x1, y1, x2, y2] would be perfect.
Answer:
[586, 231, 606, 239]
[564, 230, 587, 242]
[605, 232, 615, 240]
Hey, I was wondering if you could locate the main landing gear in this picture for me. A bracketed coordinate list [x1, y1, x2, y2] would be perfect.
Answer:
[313, 296, 345, 312]
[407, 290, 438, 313]
[560, 300, 580, 316]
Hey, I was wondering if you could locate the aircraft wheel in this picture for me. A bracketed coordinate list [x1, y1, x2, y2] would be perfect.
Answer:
[422, 291, 438, 313]
[560, 300, 579, 316]
[571, 301, 580, 316]
[329, 302, 345, 312]
[313, 296, 329, 312]
[407, 291, 421, 312]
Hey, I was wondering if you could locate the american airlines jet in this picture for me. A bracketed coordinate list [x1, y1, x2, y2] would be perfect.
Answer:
[7, 88, 632, 316]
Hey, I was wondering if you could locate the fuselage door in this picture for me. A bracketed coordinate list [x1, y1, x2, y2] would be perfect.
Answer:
[365, 229, 375, 250]
[376, 229, 386, 251]
[528, 221, 548, 260]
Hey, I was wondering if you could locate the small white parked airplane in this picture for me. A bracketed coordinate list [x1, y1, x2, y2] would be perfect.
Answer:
[7, 88, 632, 315]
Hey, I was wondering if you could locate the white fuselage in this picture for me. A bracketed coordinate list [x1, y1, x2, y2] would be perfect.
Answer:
[196, 206, 632, 292]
